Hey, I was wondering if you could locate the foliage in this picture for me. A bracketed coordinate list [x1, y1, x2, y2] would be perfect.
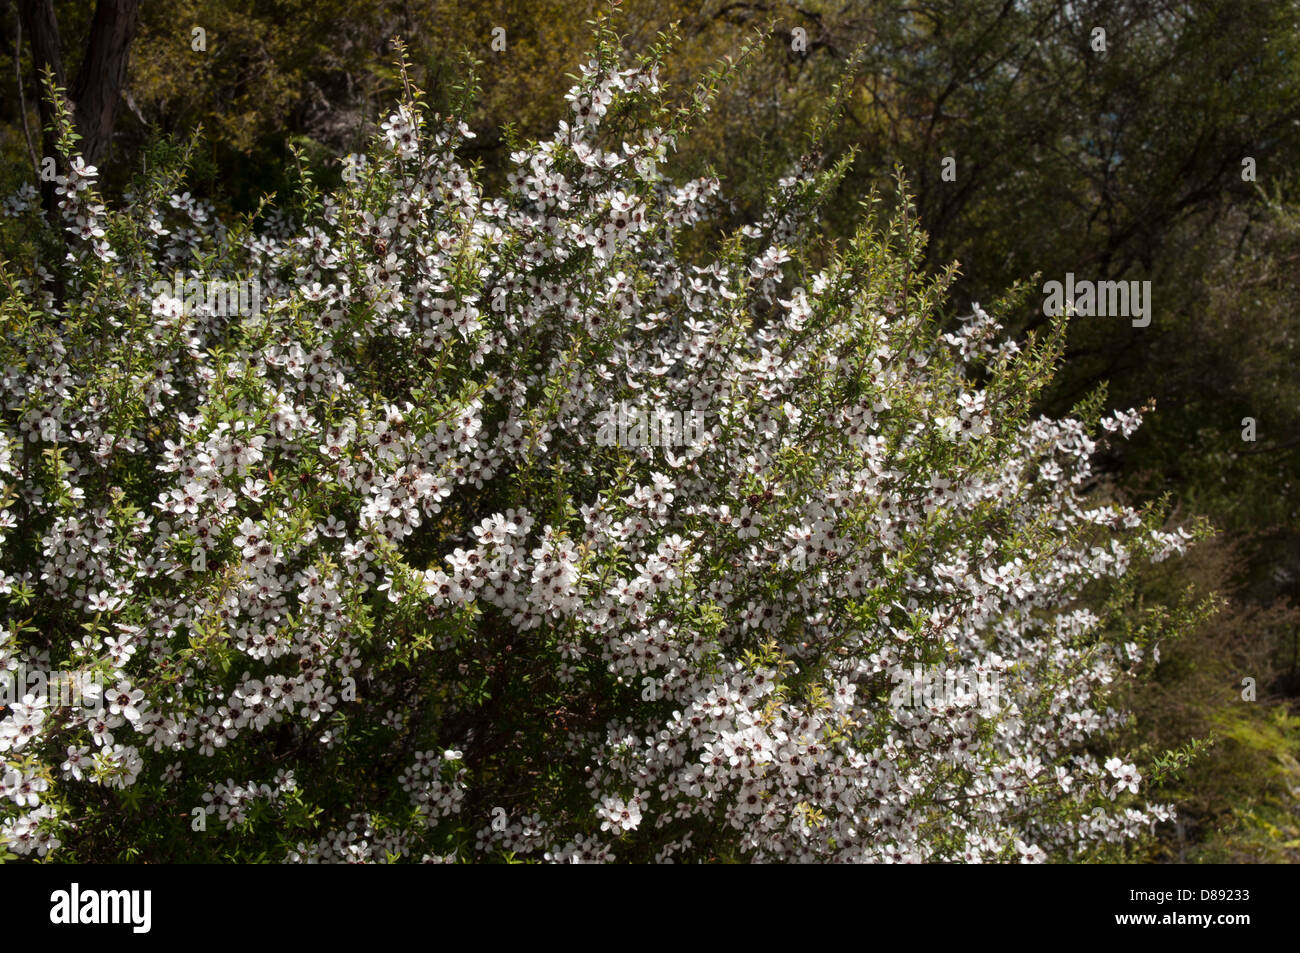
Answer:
[0, 33, 1204, 862]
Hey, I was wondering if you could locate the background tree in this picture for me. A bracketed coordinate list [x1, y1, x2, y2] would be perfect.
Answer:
[13, 0, 140, 218]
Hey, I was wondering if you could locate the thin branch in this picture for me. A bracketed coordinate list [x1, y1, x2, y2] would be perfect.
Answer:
[1236, 435, 1300, 456]
[11, 0, 40, 179]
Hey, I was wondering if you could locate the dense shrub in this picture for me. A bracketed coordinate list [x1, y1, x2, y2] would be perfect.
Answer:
[0, 37, 1198, 862]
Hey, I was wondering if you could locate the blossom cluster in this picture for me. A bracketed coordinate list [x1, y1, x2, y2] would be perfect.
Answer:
[0, 41, 1188, 862]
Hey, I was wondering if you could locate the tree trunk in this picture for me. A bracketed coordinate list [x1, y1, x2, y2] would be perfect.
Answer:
[18, 0, 140, 173]
[71, 0, 140, 167]
[17, 0, 66, 220]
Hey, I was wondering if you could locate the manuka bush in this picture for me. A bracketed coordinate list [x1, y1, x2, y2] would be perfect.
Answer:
[0, 35, 1198, 862]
